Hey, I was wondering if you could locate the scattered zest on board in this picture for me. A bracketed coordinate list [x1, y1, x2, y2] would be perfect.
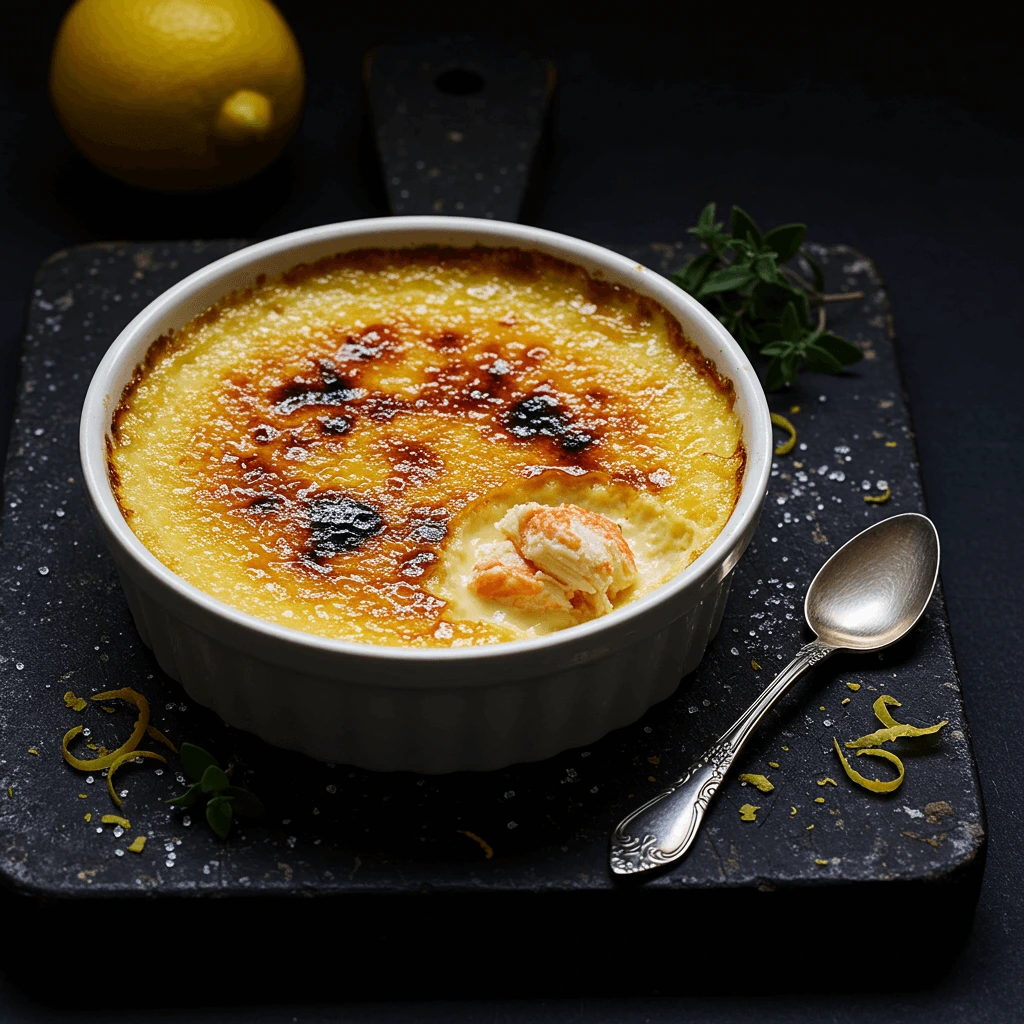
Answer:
[832, 694, 948, 794]
[59, 687, 172, 839]
[738, 773, 774, 793]
[770, 413, 797, 456]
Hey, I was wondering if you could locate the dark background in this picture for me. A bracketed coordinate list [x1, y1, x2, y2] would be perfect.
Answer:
[1, 5, 1022, 1021]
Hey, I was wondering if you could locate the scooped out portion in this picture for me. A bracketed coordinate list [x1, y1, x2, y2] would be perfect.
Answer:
[430, 472, 705, 638]
[470, 503, 638, 620]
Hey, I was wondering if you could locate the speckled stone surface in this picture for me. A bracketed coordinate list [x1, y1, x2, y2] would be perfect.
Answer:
[0, 240, 984, 899]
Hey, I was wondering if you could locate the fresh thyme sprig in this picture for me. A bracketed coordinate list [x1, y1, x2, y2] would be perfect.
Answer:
[164, 742, 264, 839]
[672, 203, 864, 391]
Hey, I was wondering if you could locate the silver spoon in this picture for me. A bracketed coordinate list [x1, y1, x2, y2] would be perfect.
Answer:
[609, 512, 940, 876]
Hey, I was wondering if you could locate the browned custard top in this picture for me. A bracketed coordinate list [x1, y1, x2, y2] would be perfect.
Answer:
[109, 247, 744, 646]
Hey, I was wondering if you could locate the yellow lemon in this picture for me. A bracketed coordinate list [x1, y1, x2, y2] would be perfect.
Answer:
[50, 0, 305, 190]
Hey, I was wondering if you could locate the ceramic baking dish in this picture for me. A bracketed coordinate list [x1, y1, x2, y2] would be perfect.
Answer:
[80, 216, 771, 772]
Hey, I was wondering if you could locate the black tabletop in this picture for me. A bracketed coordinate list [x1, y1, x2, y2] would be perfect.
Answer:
[1, 6, 1022, 1021]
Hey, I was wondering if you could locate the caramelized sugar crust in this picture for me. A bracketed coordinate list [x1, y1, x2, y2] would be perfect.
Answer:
[110, 247, 744, 646]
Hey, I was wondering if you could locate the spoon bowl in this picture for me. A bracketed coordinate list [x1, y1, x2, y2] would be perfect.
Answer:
[806, 512, 940, 651]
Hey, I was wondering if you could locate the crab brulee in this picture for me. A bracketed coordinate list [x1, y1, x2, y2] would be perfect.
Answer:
[109, 247, 744, 647]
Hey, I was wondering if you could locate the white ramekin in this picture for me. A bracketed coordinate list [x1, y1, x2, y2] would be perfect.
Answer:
[80, 217, 771, 772]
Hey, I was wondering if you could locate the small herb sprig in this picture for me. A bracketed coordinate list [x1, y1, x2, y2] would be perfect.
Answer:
[673, 203, 864, 390]
[164, 742, 264, 839]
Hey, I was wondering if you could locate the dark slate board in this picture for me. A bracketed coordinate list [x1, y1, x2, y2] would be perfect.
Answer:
[0, 240, 984, 903]
[364, 39, 555, 221]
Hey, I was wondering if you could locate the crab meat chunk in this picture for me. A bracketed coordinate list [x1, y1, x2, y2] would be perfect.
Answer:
[468, 502, 638, 617]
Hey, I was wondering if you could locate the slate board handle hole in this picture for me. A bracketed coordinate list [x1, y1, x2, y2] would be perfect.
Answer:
[435, 67, 485, 96]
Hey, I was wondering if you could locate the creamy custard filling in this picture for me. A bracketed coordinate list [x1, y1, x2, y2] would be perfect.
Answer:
[109, 247, 744, 647]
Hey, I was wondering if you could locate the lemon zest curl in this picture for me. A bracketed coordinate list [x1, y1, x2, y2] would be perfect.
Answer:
[106, 750, 166, 808]
[770, 413, 797, 455]
[61, 688, 151, 771]
[844, 695, 947, 748]
[833, 738, 905, 793]
[456, 830, 494, 859]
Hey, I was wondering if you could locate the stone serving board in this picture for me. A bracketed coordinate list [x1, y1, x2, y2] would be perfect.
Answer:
[0, 239, 984, 904]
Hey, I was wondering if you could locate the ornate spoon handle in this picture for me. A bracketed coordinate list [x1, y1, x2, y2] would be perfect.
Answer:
[610, 639, 834, 876]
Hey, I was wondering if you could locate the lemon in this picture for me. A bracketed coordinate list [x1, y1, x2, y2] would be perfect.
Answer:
[50, 0, 305, 190]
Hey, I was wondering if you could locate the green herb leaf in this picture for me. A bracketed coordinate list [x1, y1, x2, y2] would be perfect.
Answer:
[730, 206, 762, 246]
[163, 782, 201, 808]
[804, 343, 845, 374]
[735, 319, 763, 354]
[779, 301, 803, 340]
[763, 224, 806, 262]
[792, 288, 811, 327]
[780, 352, 802, 386]
[695, 201, 718, 232]
[200, 764, 230, 794]
[763, 358, 787, 392]
[816, 332, 863, 364]
[206, 795, 234, 840]
[751, 253, 781, 284]
[671, 252, 716, 294]
[674, 203, 860, 390]
[801, 250, 826, 293]
[221, 785, 265, 817]
[699, 263, 755, 296]
[180, 742, 220, 783]
[724, 236, 756, 259]
[687, 203, 729, 255]
[750, 281, 795, 320]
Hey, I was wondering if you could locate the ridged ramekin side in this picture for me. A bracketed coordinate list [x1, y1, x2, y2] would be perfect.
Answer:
[114, 568, 735, 773]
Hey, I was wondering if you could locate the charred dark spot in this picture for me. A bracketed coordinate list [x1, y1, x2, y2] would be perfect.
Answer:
[506, 393, 596, 454]
[503, 394, 588, 452]
[319, 416, 352, 436]
[252, 424, 280, 445]
[307, 495, 384, 557]
[246, 494, 281, 515]
[272, 362, 360, 416]
[506, 394, 565, 438]
[560, 430, 594, 453]
[399, 551, 437, 578]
